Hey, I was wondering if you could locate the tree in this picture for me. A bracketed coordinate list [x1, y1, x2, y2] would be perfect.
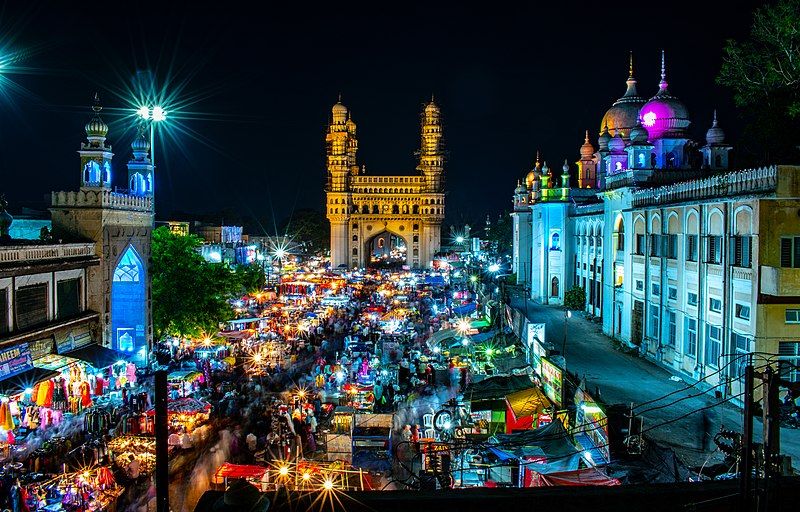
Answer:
[279, 208, 330, 255]
[151, 226, 261, 341]
[563, 285, 586, 311]
[717, 0, 800, 162]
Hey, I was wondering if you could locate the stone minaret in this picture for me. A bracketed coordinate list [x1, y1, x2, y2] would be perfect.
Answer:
[418, 98, 444, 193]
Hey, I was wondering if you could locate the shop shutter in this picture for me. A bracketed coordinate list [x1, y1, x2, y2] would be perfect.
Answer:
[15, 284, 48, 329]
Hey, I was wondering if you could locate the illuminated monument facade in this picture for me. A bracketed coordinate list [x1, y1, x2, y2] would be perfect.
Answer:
[511, 52, 800, 401]
[326, 99, 445, 268]
[50, 96, 154, 360]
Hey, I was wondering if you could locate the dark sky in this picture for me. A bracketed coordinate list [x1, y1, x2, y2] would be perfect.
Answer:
[0, 1, 762, 232]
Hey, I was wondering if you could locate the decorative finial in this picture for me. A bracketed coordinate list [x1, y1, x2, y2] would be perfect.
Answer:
[712, 109, 718, 126]
[584, 130, 590, 143]
[430, 93, 435, 103]
[563, 159, 570, 173]
[628, 51, 634, 79]
[337, 93, 342, 103]
[659, 49, 667, 90]
[535, 150, 541, 165]
[92, 92, 102, 113]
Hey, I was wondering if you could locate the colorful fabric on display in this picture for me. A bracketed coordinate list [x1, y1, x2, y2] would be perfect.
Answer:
[79, 381, 92, 408]
[0, 401, 15, 430]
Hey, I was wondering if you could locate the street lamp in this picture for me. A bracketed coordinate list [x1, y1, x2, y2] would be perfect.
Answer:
[136, 105, 168, 167]
[562, 310, 572, 360]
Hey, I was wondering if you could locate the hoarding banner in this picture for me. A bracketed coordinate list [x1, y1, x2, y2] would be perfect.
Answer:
[540, 357, 563, 408]
[0, 343, 34, 381]
[29, 336, 55, 361]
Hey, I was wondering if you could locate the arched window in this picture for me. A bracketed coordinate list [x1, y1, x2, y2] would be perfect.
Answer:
[551, 276, 560, 297]
[550, 232, 561, 251]
[666, 152, 676, 169]
[378, 238, 385, 248]
[715, 155, 722, 167]
[412, 205, 419, 214]
[103, 162, 111, 183]
[362, 205, 369, 213]
[352, 235, 358, 241]
[614, 216, 624, 251]
[413, 224, 419, 231]
[352, 248, 358, 256]
[112, 246, 146, 353]
[392, 204, 399, 214]
[372, 205, 379, 214]
[413, 235, 419, 243]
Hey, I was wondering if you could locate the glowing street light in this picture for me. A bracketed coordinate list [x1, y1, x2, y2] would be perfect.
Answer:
[488, 263, 500, 273]
[135, 105, 168, 167]
[455, 236, 465, 244]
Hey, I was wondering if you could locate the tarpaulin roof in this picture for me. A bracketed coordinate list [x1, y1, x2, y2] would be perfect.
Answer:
[453, 303, 477, 315]
[427, 328, 457, 347]
[506, 387, 550, 419]
[465, 374, 534, 402]
[526, 467, 620, 487]
[214, 463, 266, 481]
[64, 344, 126, 369]
[487, 420, 583, 474]
[148, 397, 211, 415]
[425, 275, 445, 285]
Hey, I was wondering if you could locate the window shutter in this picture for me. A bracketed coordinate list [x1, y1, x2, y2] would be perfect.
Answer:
[743, 236, 751, 267]
[781, 238, 792, 267]
[794, 237, 800, 268]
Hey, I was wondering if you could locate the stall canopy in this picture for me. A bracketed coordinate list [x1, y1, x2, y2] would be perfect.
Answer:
[487, 420, 583, 474]
[525, 467, 620, 487]
[465, 374, 534, 402]
[213, 463, 267, 483]
[65, 344, 126, 369]
[425, 275, 445, 285]
[168, 370, 203, 382]
[506, 387, 550, 432]
[0, 368, 59, 396]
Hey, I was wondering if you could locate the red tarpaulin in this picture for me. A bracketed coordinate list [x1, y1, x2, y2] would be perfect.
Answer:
[214, 463, 267, 482]
[524, 467, 620, 487]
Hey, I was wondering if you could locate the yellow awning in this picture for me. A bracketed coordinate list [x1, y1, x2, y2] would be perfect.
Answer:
[506, 387, 550, 418]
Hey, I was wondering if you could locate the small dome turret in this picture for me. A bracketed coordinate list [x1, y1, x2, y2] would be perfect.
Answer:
[629, 119, 648, 143]
[705, 110, 725, 145]
[332, 98, 347, 123]
[609, 133, 626, 153]
[580, 130, 595, 158]
[639, 51, 691, 139]
[85, 93, 109, 140]
[598, 125, 611, 151]
[515, 179, 527, 195]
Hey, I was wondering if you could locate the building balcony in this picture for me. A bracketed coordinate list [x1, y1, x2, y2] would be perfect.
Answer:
[51, 188, 153, 212]
[761, 266, 800, 296]
[0, 242, 96, 264]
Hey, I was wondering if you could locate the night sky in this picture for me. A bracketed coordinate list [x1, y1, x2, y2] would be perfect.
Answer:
[0, 1, 762, 232]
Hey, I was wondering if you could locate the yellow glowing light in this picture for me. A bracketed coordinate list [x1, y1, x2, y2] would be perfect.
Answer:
[302, 472, 311, 480]
[322, 479, 334, 490]
[253, 353, 263, 364]
[203, 337, 212, 346]
[278, 466, 289, 476]
[297, 390, 306, 398]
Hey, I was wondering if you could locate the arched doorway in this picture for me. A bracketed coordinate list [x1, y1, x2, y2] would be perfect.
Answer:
[111, 245, 146, 355]
[365, 231, 407, 268]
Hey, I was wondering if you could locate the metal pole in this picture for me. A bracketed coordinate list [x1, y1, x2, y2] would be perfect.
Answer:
[740, 363, 754, 512]
[562, 312, 568, 358]
[155, 369, 169, 512]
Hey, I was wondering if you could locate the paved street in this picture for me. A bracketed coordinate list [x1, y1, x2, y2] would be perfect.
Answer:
[509, 289, 800, 469]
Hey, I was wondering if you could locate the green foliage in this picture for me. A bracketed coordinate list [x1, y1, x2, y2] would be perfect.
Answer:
[717, 0, 800, 163]
[279, 208, 329, 255]
[563, 285, 586, 311]
[151, 226, 263, 341]
[718, 0, 800, 117]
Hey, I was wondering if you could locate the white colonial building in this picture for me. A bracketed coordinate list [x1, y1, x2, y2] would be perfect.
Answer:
[511, 52, 800, 400]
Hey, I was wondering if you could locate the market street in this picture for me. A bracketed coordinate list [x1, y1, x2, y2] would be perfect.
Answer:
[509, 288, 800, 469]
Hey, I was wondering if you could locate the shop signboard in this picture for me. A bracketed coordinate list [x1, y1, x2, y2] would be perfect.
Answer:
[468, 410, 491, 435]
[56, 326, 92, 354]
[0, 343, 33, 381]
[540, 357, 563, 408]
[525, 323, 546, 371]
[574, 387, 610, 463]
[29, 336, 55, 361]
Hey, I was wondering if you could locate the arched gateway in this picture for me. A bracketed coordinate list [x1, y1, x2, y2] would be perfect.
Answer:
[326, 99, 445, 269]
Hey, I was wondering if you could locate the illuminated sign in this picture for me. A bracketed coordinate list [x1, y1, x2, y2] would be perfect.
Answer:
[574, 387, 610, 463]
[540, 357, 563, 407]
[0, 343, 34, 380]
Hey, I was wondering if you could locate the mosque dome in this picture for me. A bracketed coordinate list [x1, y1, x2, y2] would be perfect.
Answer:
[600, 54, 645, 140]
[705, 110, 725, 145]
[525, 169, 536, 189]
[608, 133, 626, 153]
[515, 180, 527, 195]
[425, 100, 440, 114]
[580, 130, 595, 158]
[639, 51, 691, 139]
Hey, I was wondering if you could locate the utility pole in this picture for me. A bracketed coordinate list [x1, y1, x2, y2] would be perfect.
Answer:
[761, 366, 781, 512]
[740, 363, 754, 512]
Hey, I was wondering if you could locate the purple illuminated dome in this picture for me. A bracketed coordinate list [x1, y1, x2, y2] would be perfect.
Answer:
[600, 53, 645, 140]
[639, 50, 690, 139]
